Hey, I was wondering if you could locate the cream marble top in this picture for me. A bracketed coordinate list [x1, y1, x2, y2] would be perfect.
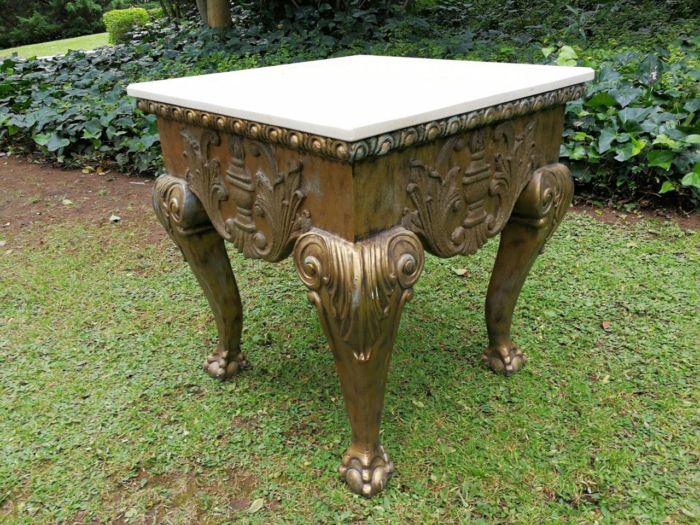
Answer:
[127, 55, 593, 142]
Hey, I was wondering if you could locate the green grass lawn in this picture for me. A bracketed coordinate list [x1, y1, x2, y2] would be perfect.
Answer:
[0, 33, 109, 59]
[0, 213, 698, 524]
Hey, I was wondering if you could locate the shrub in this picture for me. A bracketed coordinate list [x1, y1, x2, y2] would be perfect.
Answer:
[147, 7, 164, 20]
[103, 7, 149, 44]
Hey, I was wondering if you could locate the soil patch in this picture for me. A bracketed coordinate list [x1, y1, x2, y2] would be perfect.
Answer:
[1, 156, 697, 240]
[0, 156, 160, 241]
[572, 200, 699, 231]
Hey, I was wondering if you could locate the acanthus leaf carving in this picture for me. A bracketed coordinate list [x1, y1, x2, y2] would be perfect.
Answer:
[402, 118, 536, 257]
[181, 128, 229, 225]
[224, 136, 310, 262]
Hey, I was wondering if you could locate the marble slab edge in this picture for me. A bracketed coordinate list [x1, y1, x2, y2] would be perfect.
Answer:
[136, 83, 586, 163]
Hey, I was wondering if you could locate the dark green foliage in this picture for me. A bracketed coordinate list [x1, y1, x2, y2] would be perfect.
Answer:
[559, 40, 700, 203]
[159, 0, 192, 19]
[250, 1, 413, 26]
[0, 47, 162, 174]
[422, 0, 699, 49]
[103, 8, 150, 44]
[0, 2, 698, 205]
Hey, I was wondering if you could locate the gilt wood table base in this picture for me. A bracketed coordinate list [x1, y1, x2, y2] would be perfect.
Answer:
[130, 56, 591, 497]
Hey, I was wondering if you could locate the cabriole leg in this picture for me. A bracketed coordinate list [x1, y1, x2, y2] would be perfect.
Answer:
[294, 227, 424, 497]
[153, 174, 248, 380]
[484, 164, 574, 374]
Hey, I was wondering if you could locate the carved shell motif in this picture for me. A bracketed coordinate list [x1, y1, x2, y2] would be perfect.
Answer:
[294, 228, 424, 362]
[402, 119, 536, 257]
[224, 136, 310, 262]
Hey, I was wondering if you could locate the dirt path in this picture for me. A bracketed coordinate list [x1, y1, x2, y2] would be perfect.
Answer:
[0, 156, 161, 242]
[0, 156, 697, 237]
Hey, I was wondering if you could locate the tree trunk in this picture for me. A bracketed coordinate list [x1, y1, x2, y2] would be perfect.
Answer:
[195, 0, 208, 24]
[206, 0, 231, 28]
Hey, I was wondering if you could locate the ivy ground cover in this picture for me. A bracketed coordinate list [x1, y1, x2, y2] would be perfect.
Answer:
[0, 3, 698, 205]
[0, 161, 698, 523]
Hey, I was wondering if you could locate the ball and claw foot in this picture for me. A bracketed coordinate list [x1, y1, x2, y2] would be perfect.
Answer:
[203, 347, 249, 380]
[339, 446, 394, 497]
[483, 344, 527, 375]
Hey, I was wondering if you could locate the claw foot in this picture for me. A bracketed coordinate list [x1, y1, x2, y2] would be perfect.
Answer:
[483, 343, 527, 375]
[203, 347, 249, 380]
[339, 446, 394, 497]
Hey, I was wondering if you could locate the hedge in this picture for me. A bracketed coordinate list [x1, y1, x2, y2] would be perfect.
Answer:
[103, 7, 149, 44]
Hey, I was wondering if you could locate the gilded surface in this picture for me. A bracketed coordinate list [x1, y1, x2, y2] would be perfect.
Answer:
[483, 163, 574, 374]
[152, 172, 211, 238]
[294, 227, 424, 496]
[402, 119, 536, 257]
[294, 227, 423, 363]
[174, 127, 311, 262]
[181, 129, 229, 225]
[510, 162, 575, 240]
[152, 173, 248, 380]
[224, 136, 310, 261]
[137, 83, 584, 162]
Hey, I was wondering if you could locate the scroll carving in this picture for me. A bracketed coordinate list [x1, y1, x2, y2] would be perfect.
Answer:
[225, 137, 310, 262]
[510, 163, 575, 242]
[294, 227, 424, 362]
[152, 173, 247, 382]
[181, 129, 229, 225]
[294, 227, 423, 497]
[483, 163, 574, 375]
[152, 173, 211, 239]
[402, 119, 536, 257]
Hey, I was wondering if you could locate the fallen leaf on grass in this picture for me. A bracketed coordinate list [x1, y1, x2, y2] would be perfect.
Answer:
[452, 267, 469, 277]
[601, 320, 611, 331]
[248, 498, 264, 514]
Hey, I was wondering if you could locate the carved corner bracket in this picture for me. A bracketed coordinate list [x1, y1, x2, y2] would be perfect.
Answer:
[510, 163, 575, 243]
[402, 119, 536, 257]
[152, 173, 212, 239]
[293, 227, 424, 362]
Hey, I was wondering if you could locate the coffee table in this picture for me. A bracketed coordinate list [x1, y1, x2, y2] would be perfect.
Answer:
[127, 55, 593, 497]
